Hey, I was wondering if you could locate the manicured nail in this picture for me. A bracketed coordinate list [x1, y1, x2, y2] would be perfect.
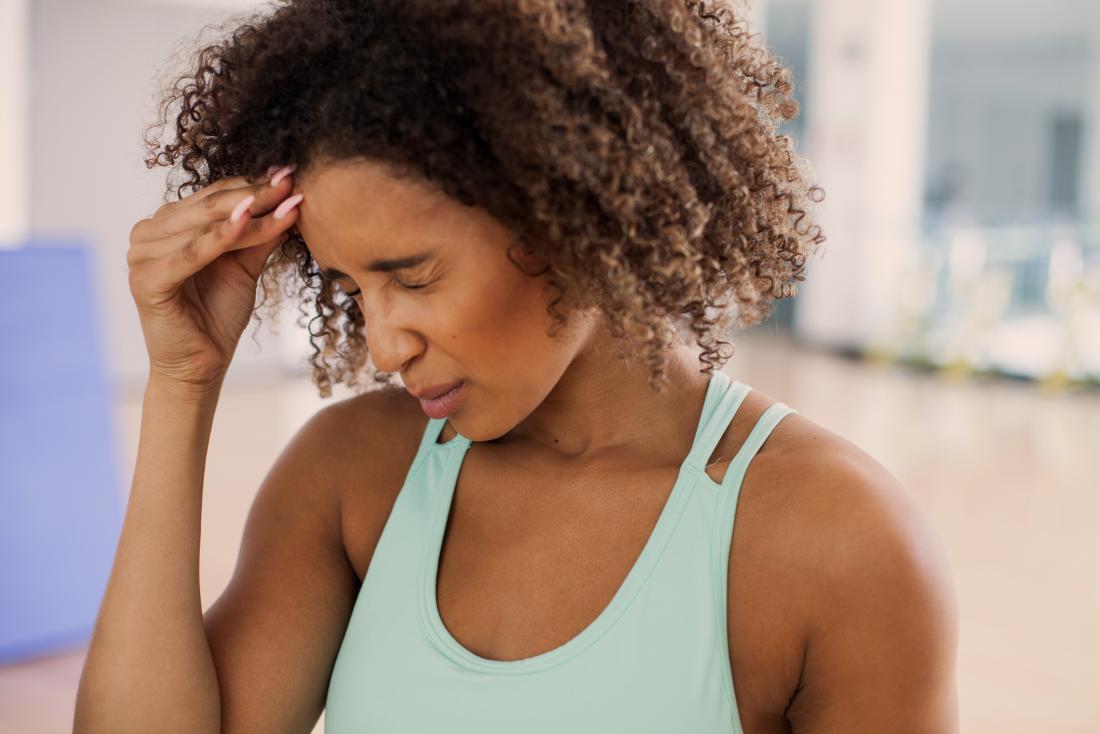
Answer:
[266, 164, 280, 177]
[273, 193, 304, 220]
[269, 164, 297, 187]
[230, 194, 255, 223]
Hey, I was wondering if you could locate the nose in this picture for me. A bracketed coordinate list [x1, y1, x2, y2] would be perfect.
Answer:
[361, 298, 424, 374]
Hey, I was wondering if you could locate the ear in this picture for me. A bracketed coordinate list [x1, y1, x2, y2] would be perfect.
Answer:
[506, 236, 550, 277]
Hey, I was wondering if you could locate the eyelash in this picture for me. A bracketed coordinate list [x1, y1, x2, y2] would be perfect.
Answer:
[344, 279, 427, 298]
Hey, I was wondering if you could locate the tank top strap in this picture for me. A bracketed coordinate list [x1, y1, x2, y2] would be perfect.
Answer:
[717, 401, 797, 492]
[405, 416, 450, 481]
[684, 370, 752, 475]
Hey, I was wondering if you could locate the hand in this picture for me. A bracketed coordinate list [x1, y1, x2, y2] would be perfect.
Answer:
[127, 165, 304, 389]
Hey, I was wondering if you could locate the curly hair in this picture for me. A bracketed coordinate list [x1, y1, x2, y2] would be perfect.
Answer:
[142, 0, 825, 396]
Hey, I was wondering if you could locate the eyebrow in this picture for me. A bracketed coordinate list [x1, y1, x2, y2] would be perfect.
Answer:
[319, 249, 437, 281]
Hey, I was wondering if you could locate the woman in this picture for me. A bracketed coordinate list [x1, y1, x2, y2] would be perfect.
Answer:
[75, 1, 958, 732]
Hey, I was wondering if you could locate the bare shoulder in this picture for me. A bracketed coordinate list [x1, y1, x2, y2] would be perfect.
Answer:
[199, 384, 427, 732]
[311, 383, 428, 468]
[757, 409, 958, 638]
[317, 384, 431, 580]
[728, 396, 959, 732]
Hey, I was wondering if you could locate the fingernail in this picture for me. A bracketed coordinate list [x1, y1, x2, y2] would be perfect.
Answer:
[230, 194, 255, 223]
[269, 164, 297, 187]
[266, 164, 280, 177]
[273, 193, 304, 220]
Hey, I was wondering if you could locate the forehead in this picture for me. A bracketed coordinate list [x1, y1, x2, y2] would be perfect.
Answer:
[293, 160, 456, 261]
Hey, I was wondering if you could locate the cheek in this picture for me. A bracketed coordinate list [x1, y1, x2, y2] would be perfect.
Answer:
[447, 264, 558, 354]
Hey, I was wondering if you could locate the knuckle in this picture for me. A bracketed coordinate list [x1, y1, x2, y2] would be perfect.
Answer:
[129, 218, 149, 243]
[181, 235, 202, 264]
[127, 264, 148, 295]
[191, 178, 225, 199]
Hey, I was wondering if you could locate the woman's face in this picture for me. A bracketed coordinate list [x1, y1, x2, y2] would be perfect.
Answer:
[292, 159, 598, 440]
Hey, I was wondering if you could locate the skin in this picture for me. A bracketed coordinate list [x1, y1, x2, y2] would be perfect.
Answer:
[292, 158, 718, 452]
[204, 160, 959, 732]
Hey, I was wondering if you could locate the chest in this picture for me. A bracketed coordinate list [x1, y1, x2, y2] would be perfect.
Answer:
[344, 442, 802, 732]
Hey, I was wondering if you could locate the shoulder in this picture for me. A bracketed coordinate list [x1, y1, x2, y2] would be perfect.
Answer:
[307, 382, 426, 450]
[302, 384, 431, 579]
[721, 392, 954, 626]
[199, 385, 428, 731]
[743, 407, 959, 730]
[763, 418, 957, 636]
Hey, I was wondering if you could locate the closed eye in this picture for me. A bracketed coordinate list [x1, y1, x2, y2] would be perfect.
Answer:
[343, 278, 428, 298]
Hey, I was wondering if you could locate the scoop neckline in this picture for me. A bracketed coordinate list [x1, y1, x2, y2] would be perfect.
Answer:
[416, 371, 728, 674]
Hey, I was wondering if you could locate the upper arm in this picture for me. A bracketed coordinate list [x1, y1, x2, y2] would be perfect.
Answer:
[786, 450, 959, 733]
[202, 400, 363, 734]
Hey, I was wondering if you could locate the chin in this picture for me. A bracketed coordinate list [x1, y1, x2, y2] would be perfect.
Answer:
[448, 411, 513, 444]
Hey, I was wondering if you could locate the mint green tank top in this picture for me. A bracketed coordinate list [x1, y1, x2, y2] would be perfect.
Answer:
[325, 369, 796, 733]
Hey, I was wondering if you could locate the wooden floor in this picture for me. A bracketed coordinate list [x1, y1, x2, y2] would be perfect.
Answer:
[3, 331, 1098, 733]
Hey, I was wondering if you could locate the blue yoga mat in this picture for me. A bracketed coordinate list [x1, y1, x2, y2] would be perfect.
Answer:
[0, 242, 124, 664]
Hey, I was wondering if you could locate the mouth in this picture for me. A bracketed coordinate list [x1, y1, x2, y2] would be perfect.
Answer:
[411, 380, 465, 419]
[410, 380, 463, 401]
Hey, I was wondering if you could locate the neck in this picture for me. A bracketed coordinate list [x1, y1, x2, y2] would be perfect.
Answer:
[501, 326, 719, 464]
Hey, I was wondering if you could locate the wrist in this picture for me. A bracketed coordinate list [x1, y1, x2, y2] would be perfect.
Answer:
[145, 372, 225, 405]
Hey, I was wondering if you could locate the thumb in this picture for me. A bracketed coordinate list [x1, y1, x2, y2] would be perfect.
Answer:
[237, 233, 286, 281]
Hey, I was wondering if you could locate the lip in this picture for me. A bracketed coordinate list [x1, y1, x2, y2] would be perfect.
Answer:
[409, 380, 464, 401]
[408, 380, 465, 419]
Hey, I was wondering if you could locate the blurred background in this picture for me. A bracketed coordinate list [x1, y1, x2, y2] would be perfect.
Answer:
[1, 0, 1098, 731]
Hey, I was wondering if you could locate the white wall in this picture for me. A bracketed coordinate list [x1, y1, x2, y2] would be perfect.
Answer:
[749, 0, 769, 35]
[1, 0, 29, 246]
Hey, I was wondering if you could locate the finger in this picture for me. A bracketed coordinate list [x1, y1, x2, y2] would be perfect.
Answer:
[145, 165, 294, 238]
[146, 173, 258, 226]
[136, 175, 254, 242]
[137, 196, 261, 294]
[150, 173, 288, 238]
[129, 191, 302, 267]
[142, 189, 305, 291]
[236, 230, 289, 282]
[173, 165, 283, 208]
[224, 193, 303, 282]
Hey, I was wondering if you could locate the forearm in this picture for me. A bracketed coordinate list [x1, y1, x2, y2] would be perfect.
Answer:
[74, 377, 225, 734]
